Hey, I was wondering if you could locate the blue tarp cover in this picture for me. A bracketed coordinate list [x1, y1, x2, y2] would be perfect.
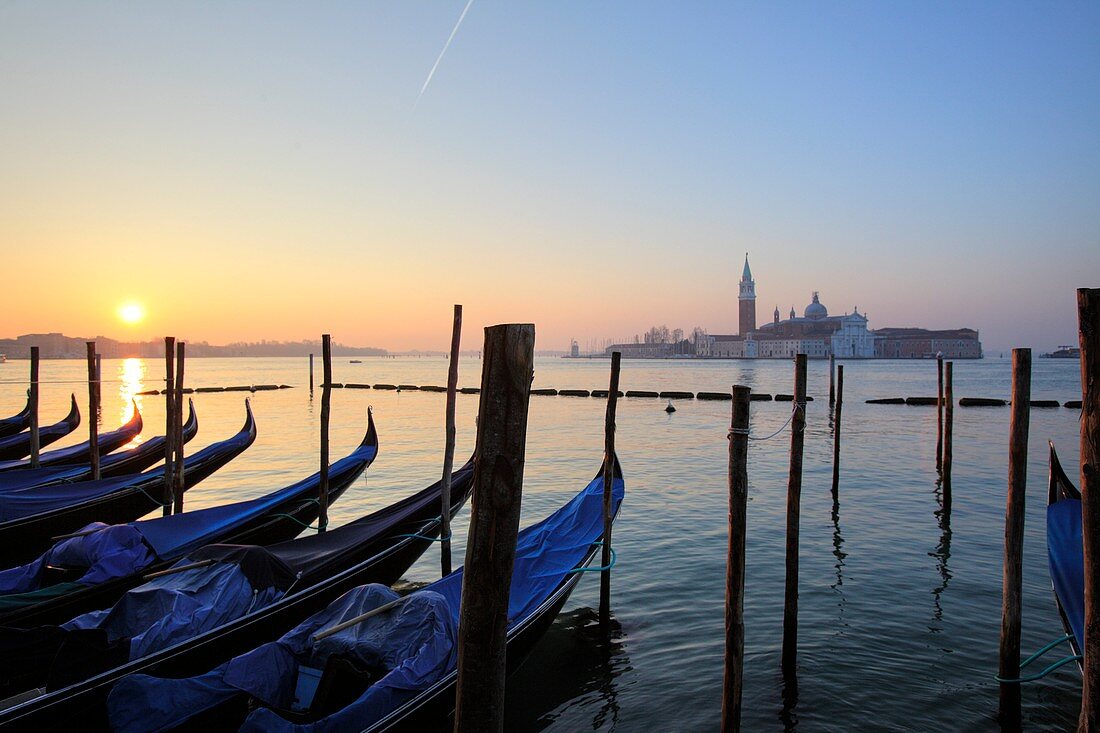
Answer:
[133, 443, 377, 559]
[63, 555, 286, 660]
[0, 522, 155, 594]
[0, 473, 158, 523]
[1048, 497, 1085, 650]
[110, 468, 624, 732]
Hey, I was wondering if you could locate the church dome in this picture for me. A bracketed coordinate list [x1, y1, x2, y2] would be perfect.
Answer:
[804, 292, 828, 320]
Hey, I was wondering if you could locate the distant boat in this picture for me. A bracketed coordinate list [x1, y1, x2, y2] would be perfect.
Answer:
[0, 354, 6, 363]
[1040, 346, 1080, 359]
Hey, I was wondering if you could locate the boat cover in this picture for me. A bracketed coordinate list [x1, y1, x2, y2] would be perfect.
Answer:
[109, 467, 625, 732]
[0, 421, 253, 523]
[0, 396, 80, 462]
[0, 403, 142, 473]
[1048, 497, 1085, 650]
[0, 522, 154, 595]
[63, 546, 295, 660]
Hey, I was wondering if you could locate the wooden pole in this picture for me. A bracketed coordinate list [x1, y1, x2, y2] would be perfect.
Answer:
[937, 357, 944, 470]
[1078, 287, 1100, 732]
[319, 335, 332, 534]
[453, 323, 535, 733]
[163, 337, 175, 516]
[943, 361, 954, 511]
[829, 353, 835, 405]
[781, 354, 807, 676]
[172, 342, 186, 515]
[600, 350, 622, 624]
[998, 348, 1030, 729]
[309, 353, 315, 395]
[721, 384, 751, 733]
[441, 304, 463, 577]
[831, 365, 844, 497]
[86, 342, 100, 481]
[28, 346, 40, 469]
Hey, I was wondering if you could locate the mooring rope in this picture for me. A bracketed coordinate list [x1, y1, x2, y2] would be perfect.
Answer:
[569, 543, 616, 574]
[395, 531, 452, 543]
[995, 633, 1082, 683]
[728, 402, 804, 442]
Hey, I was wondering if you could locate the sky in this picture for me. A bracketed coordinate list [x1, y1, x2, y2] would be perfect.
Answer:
[1, 2, 1097, 353]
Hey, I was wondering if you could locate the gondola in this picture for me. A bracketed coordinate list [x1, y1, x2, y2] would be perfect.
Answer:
[105, 458, 624, 733]
[0, 402, 256, 566]
[0, 397, 31, 439]
[0, 395, 80, 462]
[0, 406, 373, 629]
[1047, 441, 1084, 667]
[0, 402, 143, 474]
[0, 457, 476, 731]
[0, 401, 198, 493]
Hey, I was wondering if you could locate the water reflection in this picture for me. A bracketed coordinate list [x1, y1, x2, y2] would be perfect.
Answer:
[930, 476, 953, 626]
[117, 358, 145, 444]
[831, 497, 848, 630]
[779, 669, 799, 732]
[503, 607, 630, 731]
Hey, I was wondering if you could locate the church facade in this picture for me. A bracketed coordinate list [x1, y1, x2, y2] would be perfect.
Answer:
[697, 255, 980, 359]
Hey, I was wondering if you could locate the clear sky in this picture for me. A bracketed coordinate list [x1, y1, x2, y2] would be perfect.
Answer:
[1, 2, 1097, 353]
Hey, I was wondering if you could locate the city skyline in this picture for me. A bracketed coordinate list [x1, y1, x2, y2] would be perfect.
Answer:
[2, 3, 1097, 353]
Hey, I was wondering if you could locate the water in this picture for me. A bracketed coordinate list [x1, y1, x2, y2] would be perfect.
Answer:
[0, 355, 1085, 731]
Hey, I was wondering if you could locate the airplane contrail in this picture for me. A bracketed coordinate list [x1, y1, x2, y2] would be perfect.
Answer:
[415, 0, 475, 108]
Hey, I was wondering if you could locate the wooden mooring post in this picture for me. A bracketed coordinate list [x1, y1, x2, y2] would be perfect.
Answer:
[831, 365, 844, 497]
[782, 354, 808, 676]
[172, 342, 186, 515]
[441, 304, 463, 577]
[86, 342, 100, 481]
[937, 357, 945, 470]
[998, 348, 1030, 729]
[943, 361, 954, 510]
[600, 351, 622, 626]
[309, 353, 315, 395]
[453, 323, 535, 733]
[829, 354, 836, 405]
[29, 346, 40, 469]
[163, 337, 175, 516]
[1078, 287, 1100, 732]
[721, 384, 751, 733]
[319, 335, 332, 534]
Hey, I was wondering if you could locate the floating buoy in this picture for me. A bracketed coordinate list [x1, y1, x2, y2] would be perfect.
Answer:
[665, 400, 676, 413]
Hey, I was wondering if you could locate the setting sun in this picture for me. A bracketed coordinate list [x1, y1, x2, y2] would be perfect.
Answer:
[118, 302, 145, 325]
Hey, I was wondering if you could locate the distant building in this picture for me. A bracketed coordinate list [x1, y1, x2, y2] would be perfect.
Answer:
[570, 339, 580, 358]
[872, 328, 982, 359]
[696, 256, 981, 359]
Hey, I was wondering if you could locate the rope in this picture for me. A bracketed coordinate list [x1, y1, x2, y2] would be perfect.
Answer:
[570, 545, 616, 574]
[270, 509, 327, 531]
[395, 532, 451, 543]
[994, 633, 1081, 683]
[728, 402, 804, 442]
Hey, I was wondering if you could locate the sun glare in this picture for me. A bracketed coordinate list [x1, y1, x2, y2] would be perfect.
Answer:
[118, 302, 145, 325]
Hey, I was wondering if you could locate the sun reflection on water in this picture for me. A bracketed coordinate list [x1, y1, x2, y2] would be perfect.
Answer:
[118, 358, 145, 445]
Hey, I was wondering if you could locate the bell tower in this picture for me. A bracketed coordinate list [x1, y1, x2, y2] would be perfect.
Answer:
[739, 253, 756, 336]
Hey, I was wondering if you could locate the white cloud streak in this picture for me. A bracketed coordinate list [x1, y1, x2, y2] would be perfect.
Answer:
[415, 0, 475, 108]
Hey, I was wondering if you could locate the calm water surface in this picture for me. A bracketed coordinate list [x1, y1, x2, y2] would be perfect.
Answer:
[0, 355, 1085, 731]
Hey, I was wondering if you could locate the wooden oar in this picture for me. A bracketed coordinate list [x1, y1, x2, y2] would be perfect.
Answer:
[312, 597, 407, 642]
[142, 558, 215, 581]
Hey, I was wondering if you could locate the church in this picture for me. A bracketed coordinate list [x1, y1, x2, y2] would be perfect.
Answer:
[697, 255, 979, 359]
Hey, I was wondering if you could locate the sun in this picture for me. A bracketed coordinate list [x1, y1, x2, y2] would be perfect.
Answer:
[118, 302, 145, 325]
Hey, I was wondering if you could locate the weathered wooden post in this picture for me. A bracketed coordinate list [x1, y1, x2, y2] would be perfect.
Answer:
[163, 337, 175, 516]
[318, 335, 332, 533]
[721, 384, 751, 733]
[943, 361, 954, 510]
[172, 342, 186, 515]
[1078, 288, 1100, 732]
[829, 353, 836, 405]
[453, 323, 535, 733]
[441, 304, 463, 577]
[86, 342, 101, 481]
[309, 353, 315, 395]
[831, 365, 844, 497]
[782, 354, 808, 676]
[600, 350, 622, 625]
[937, 357, 945, 470]
[28, 346, 40, 469]
[998, 348, 1030, 729]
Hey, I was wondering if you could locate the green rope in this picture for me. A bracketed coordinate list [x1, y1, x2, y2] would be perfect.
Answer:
[569, 545, 616, 574]
[270, 509, 327, 532]
[995, 633, 1080, 683]
[395, 532, 451, 543]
